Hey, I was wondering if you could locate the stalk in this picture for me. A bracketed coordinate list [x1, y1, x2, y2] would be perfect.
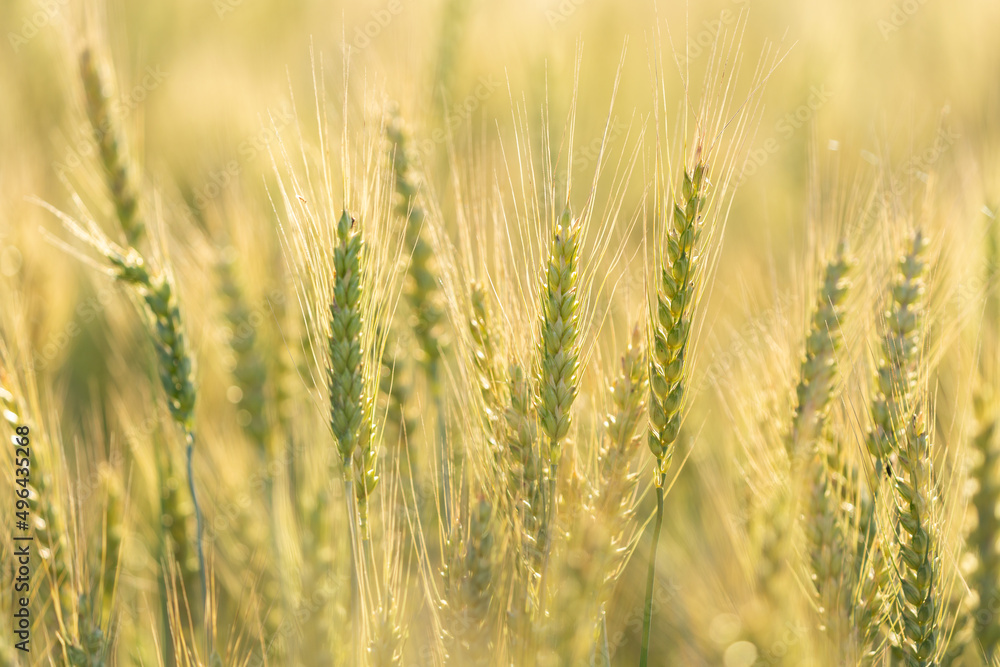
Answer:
[641, 160, 708, 666]
[639, 485, 664, 667]
[327, 208, 377, 653]
[535, 208, 582, 614]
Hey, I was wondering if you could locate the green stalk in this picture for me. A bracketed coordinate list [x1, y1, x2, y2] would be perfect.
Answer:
[639, 485, 664, 667]
[641, 160, 708, 666]
[185, 432, 206, 630]
[534, 207, 582, 638]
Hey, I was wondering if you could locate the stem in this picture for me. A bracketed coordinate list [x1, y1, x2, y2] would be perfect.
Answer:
[639, 484, 664, 667]
[344, 473, 368, 667]
[541, 460, 558, 571]
[158, 531, 176, 667]
[185, 431, 207, 645]
[344, 474, 360, 621]
[533, 460, 559, 663]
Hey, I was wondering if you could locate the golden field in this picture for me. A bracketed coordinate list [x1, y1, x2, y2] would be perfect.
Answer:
[1, 0, 1000, 665]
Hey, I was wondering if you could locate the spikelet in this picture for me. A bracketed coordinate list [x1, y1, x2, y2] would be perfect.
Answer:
[79, 49, 143, 246]
[648, 162, 707, 485]
[73, 51, 203, 600]
[751, 484, 796, 611]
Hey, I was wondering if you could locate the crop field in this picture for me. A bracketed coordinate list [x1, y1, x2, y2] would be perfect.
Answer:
[1, 0, 999, 665]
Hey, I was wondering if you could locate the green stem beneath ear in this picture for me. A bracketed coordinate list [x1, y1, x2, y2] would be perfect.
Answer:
[639, 483, 664, 667]
[186, 432, 207, 649]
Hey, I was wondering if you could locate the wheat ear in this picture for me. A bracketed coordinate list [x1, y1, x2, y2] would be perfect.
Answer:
[470, 283, 504, 447]
[328, 209, 378, 530]
[790, 247, 853, 629]
[866, 231, 927, 465]
[601, 326, 648, 489]
[598, 325, 647, 535]
[791, 244, 852, 457]
[537, 208, 582, 474]
[218, 254, 271, 458]
[79, 49, 143, 247]
[869, 231, 936, 665]
[386, 112, 447, 384]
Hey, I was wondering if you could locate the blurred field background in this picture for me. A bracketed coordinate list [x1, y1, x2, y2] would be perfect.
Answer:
[2, 0, 1000, 665]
